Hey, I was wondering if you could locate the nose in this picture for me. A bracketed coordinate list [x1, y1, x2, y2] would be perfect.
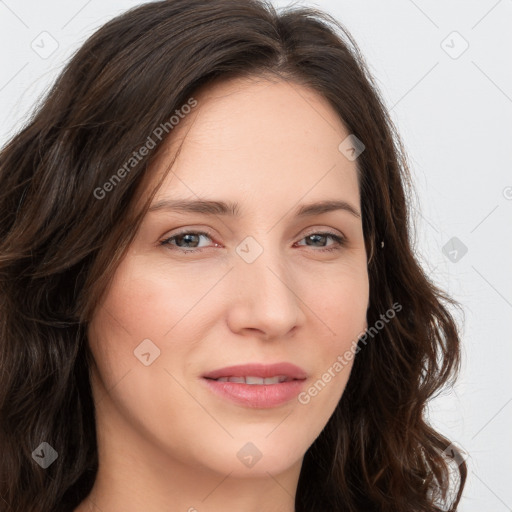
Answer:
[225, 243, 304, 341]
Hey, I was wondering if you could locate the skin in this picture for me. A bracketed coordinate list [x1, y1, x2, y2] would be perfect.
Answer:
[76, 76, 369, 512]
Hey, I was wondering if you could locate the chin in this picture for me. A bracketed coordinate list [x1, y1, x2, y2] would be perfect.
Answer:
[180, 434, 307, 477]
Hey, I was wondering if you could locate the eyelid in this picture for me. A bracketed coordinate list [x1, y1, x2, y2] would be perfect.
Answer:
[299, 226, 345, 240]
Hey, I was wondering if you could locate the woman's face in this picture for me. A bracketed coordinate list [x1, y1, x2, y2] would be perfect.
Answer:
[88, 77, 369, 480]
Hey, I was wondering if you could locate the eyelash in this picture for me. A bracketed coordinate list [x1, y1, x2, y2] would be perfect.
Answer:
[159, 229, 347, 254]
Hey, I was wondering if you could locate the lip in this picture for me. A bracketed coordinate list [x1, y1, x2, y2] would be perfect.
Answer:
[202, 362, 307, 409]
[202, 362, 308, 380]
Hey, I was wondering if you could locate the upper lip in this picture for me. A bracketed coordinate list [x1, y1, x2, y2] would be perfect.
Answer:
[202, 362, 307, 380]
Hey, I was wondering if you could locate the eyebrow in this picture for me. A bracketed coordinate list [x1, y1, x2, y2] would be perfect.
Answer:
[148, 198, 361, 219]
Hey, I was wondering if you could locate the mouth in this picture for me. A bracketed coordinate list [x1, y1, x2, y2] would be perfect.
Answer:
[201, 362, 307, 408]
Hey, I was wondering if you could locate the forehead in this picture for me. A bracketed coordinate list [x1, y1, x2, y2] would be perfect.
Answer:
[146, 77, 361, 210]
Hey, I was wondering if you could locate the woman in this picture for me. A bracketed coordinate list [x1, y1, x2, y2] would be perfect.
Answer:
[0, 1, 467, 511]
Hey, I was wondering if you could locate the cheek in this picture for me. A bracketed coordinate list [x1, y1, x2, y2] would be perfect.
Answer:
[305, 259, 369, 341]
[92, 254, 207, 342]
[86, 257, 169, 392]
[297, 266, 369, 410]
[86, 252, 220, 406]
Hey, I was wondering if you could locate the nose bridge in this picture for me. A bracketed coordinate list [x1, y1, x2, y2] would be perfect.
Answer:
[235, 235, 292, 301]
[228, 233, 301, 336]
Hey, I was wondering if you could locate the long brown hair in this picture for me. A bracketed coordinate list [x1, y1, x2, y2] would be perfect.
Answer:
[0, 1, 467, 510]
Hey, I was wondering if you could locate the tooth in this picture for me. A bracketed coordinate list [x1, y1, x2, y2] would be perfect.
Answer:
[216, 375, 290, 385]
[245, 376, 265, 385]
[228, 376, 245, 383]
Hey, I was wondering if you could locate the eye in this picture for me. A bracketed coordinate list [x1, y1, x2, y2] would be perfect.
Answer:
[159, 230, 217, 253]
[294, 231, 347, 253]
[159, 229, 347, 254]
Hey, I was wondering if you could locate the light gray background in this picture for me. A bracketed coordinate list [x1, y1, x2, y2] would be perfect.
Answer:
[1, 0, 511, 509]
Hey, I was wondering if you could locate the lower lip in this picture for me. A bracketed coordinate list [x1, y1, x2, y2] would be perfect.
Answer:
[202, 378, 306, 408]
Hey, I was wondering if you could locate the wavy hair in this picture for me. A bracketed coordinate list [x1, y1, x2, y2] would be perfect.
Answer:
[0, 1, 466, 510]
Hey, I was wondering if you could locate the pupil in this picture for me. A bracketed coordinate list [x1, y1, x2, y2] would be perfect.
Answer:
[308, 234, 325, 246]
[179, 234, 199, 247]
